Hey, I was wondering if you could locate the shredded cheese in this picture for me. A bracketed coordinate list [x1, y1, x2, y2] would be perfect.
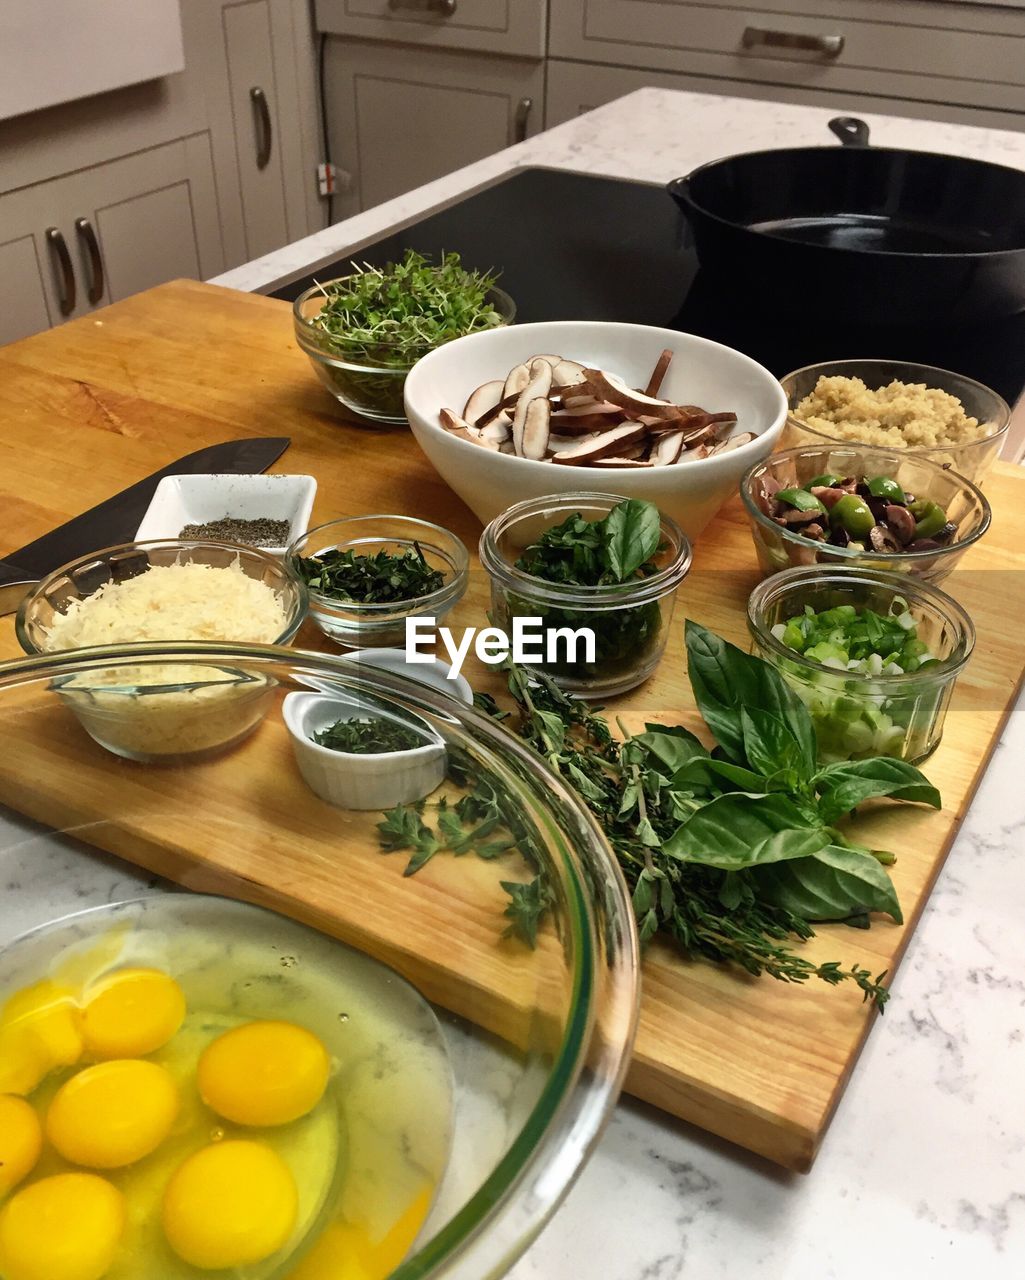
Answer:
[42, 561, 288, 650]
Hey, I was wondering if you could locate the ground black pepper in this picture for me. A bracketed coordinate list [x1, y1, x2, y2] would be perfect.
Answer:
[178, 516, 292, 546]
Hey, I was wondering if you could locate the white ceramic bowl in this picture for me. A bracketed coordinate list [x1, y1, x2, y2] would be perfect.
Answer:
[282, 690, 447, 811]
[135, 474, 317, 556]
[403, 321, 788, 540]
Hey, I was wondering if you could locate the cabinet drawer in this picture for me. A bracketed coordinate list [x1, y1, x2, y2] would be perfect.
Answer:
[314, 0, 546, 57]
[551, 0, 1025, 113]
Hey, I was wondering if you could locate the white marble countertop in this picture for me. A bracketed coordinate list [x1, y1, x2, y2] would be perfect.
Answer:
[6, 88, 1024, 1277]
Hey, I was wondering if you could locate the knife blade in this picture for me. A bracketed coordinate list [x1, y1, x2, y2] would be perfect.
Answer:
[0, 437, 290, 608]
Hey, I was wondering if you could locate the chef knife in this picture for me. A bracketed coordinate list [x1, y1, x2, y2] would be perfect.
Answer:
[0, 436, 290, 613]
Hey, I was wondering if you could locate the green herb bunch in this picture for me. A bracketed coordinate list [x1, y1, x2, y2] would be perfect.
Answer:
[311, 250, 504, 369]
[314, 717, 424, 754]
[296, 543, 444, 604]
[377, 620, 942, 1006]
[507, 498, 666, 683]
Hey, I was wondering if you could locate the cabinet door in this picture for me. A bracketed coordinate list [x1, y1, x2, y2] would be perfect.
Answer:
[64, 134, 226, 305]
[220, 0, 292, 259]
[0, 132, 225, 342]
[0, 228, 55, 346]
[324, 39, 544, 216]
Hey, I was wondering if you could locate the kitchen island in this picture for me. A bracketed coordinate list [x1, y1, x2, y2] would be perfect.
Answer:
[3, 89, 1024, 1278]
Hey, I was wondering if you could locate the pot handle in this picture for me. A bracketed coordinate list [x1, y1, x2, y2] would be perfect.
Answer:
[829, 116, 870, 147]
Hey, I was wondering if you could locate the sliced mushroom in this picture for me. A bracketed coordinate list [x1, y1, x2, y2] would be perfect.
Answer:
[550, 422, 649, 465]
[590, 458, 655, 468]
[548, 432, 600, 454]
[504, 362, 531, 396]
[552, 359, 587, 389]
[463, 379, 505, 425]
[520, 398, 551, 461]
[706, 431, 755, 455]
[549, 412, 627, 435]
[652, 431, 685, 466]
[643, 349, 674, 398]
[582, 368, 679, 419]
[676, 444, 712, 463]
[557, 398, 624, 416]
[480, 415, 512, 444]
[530, 354, 564, 369]
[439, 408, 500, 450]
[511, 362, 553, 455]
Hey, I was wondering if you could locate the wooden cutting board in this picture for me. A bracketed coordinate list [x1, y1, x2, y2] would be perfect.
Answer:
[2, 280, 1024, 1172]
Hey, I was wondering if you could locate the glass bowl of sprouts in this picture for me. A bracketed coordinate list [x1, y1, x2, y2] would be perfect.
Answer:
[293, 250, 516, 425]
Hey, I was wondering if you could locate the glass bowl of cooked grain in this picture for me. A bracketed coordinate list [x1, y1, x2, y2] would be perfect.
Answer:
[780, 359, 1010, 485]
[15, 540, 307, 761]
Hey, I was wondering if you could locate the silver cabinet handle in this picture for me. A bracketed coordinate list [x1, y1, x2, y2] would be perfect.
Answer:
[74, 217, 105, 304]
[250, 86, 273, 169]
[512, 96, 533, 145]
[388, 0, 457, 15]
[46, 227, 76, 316]
[742, 27, 845, 58]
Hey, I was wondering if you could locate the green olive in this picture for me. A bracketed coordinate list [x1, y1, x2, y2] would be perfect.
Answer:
[867, 476, 906, 503]
[829, 493, 876, 538]
[913, 501, 948, 540]
[805, 473, 843, 490]
[777, 487, 827, 515]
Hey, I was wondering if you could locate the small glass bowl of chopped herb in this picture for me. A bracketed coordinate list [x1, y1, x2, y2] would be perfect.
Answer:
[480, 493, 691, 698]
[293, 251, 516, 425]
[748, 566, 975, 763]
[286, 514, 469, 648]
[282, 691, 446, 810]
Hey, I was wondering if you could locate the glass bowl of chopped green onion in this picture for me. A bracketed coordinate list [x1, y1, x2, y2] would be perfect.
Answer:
[293, 252, 516, 425]
[747, 566, 975, 763]
[286, 514, 469, 649]
[480, 493, 691, 698]
[740, 444, 991, 584]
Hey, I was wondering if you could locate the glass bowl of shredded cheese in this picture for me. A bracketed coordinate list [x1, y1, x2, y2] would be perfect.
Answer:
[15, 540, 307, 761]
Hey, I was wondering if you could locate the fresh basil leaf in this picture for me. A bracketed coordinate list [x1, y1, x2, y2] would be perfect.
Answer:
[635, 724, 710, 775]
[814, 757, 942, 824]
[664, 792, 831, 870]
[740, 706, 813, 783]
[748, 844, 903, 924]
[684, 620, 817, 771]
[669, 756, 766, 794]
[604, 498, 661, 581]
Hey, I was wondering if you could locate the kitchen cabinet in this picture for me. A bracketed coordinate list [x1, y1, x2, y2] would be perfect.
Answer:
[545, 56, 1025, 133]
[314, 0, 547, 58]
[322, 39, 544, 216]
[549, 0, 1025, 119]
[0, 135, 224, 345]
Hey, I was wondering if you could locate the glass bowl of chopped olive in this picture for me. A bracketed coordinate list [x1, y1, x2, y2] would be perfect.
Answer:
[287, 514, 469, 649]
[740, 445, 991, 584]
[479, 493, 691, 698]
[293, 251, 516, 425]
[748, 566, 975, 763]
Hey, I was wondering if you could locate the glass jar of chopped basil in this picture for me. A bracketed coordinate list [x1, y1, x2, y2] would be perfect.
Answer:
[480, 494, 692, 698]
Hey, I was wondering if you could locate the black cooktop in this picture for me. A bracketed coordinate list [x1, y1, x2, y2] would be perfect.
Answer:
[271, 168, 1025, 405]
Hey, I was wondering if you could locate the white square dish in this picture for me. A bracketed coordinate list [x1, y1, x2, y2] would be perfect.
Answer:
[134, 474, 317, 555]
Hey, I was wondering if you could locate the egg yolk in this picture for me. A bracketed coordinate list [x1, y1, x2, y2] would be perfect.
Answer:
[0, 1172, 125, 1280]
[0, 1096, 43, 1198]
[46, 1059, 179, 1169]
[0, 981, 82, 1096]
[162, 1139, 298, 1270]
[197, 1020, 330, 1127]
[81, 968, 185, 1059]
[286, 1186, 433, 1280]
